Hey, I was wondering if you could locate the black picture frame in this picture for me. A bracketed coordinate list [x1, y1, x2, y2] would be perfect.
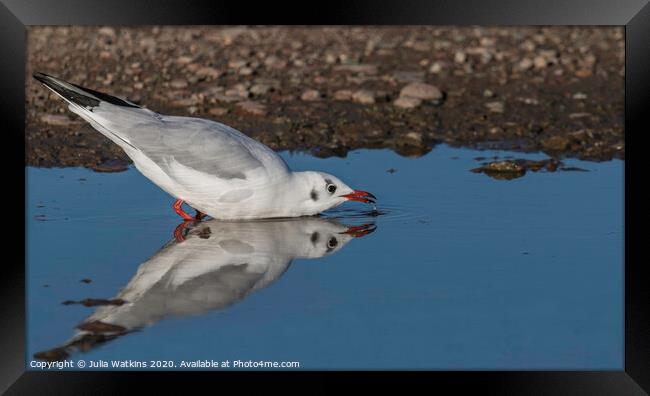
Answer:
[2, 0, 647, 393]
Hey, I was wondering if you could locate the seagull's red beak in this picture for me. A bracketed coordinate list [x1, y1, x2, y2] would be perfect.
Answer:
[341, 190, 377, 204]
[340, 223, 377, 238]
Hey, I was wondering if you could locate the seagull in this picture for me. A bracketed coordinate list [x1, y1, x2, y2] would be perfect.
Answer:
[33, 72, 376, 220]
[33, 217, 376, 361]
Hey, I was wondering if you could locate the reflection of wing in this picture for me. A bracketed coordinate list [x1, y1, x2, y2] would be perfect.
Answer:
[125, 117, 290, 183]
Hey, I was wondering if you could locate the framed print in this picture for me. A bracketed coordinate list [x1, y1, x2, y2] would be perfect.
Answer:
[2, 0, 647, 393]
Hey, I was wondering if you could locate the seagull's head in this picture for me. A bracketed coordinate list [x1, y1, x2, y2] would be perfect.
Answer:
[293, 171, 376, 215]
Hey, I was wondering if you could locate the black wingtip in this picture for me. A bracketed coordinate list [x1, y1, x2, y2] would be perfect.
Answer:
[33, 72, 49, 83]
[32, 72, 141, 109]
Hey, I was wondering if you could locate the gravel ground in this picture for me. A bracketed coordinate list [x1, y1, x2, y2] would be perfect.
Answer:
[26, 26, 624, 169]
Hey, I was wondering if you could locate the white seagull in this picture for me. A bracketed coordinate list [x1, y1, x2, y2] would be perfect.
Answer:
[33, 73, 376, 220]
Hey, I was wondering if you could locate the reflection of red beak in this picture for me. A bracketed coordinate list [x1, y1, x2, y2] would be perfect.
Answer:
[340, 223, 377, 238]
[341, 190, 377, 204]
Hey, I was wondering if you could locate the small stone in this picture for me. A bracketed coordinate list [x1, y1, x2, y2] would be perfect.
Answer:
[176, 56, 194, 65]
[301, 89, 322, 101]
[541, 135, 570, 151]
[454, 51, 467, 63]
[98, 27, 116, 37]
[209, 107, 228, 116]
[264, 55, 287, 69]
[133, 82, 144, 90]
[250, 84, 273, 96]
[40, 114, 78, 126]
[170, 97, 200, 107]
[518, 57, 534, 70]
[399, 82, 443, 101]
[228, 59, 247, 69]
[483, 89, 495, 98]
[485, 101, 505, 113]
[236, 101, 267, 116]
[394, 96, 422, 109]
[471, 160, 526, 180]
[533, 56, 548, 69]
[333, 89, 354, 101]
[170, 78, 188, 89]
[239, 67, 253, 76]
[405, 132, 423, 142]
[517, 97, 539, 105]
[569, 112, 591, 118]
[573, 92, 588, 100]
[392, 70, 425, 83]
[429, 62, 444, 74]
[575, 69, 593, 78]
[333, 64, 378, 74]
[195, 66, 221, 79]
[352, 90, 375, 105]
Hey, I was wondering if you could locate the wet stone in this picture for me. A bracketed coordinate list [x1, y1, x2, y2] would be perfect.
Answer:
[399, 82, 443, 101]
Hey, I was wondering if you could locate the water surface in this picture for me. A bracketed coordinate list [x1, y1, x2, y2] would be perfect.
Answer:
[27, 145, 623, 369]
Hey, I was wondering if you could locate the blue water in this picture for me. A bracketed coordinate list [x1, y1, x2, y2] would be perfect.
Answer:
[26, 146, 623, 370]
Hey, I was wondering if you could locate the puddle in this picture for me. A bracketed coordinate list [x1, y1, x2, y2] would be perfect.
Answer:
[27, 145, 623, 369]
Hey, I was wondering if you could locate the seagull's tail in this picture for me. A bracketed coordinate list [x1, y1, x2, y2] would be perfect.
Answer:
[33, 72, 141, 111]
[33, 72, 160, 151]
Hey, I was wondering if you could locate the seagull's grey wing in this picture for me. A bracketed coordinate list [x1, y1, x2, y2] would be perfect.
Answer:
[125, 116, 290, 182]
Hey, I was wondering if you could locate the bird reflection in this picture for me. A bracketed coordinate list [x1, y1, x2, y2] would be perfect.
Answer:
[34, 217, 376, 361]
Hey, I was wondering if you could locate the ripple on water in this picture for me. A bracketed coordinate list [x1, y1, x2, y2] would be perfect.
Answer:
[322, 203, 428, 225]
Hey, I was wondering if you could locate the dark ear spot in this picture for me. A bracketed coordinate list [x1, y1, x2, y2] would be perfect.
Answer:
[310, 232, 320, 244]
[310, 189, 319, 201]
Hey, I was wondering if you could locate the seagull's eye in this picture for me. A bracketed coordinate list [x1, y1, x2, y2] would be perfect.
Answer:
[327, 237, 338, 249]
[327, 184, 337, 193]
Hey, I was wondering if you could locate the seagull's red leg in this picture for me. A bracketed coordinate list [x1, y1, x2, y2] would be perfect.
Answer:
[173, 221, 191, 242]
[173, 199, 194, 221]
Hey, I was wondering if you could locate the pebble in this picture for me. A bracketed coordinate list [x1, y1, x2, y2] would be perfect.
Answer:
[454, 51, 467, 63]
[569, 112, 591, 118]
[236, 101, 267, 116]
[333, 89, 354, 101]
[264, 55, 287, 69]
[352, 90, 375, 105]
[485, 101, 505, 113]
[40, 114, 77, 126]
[393, 96, 422, 109]
[429, 62, 444, 74]
[572, 92, 588, 100]
[399, 82, 443, 101]
[238, 67, 254, 76]
[333, 64, 378, 74]
[483, 89, 495, 98]
[195, 66, 221, 79]
[518, 57, 534, 70]
[541, 135, 570, 151]
[249, 84, 273, 96]
[301, 89, 322, 101]
[208, 107, 228, 116]
[393, 70, 425, 83]
[533, 56, 548, 69]
[228, 60, 247, 69]
[98, 27, 116, 37]
[170, 78, 188, 89]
